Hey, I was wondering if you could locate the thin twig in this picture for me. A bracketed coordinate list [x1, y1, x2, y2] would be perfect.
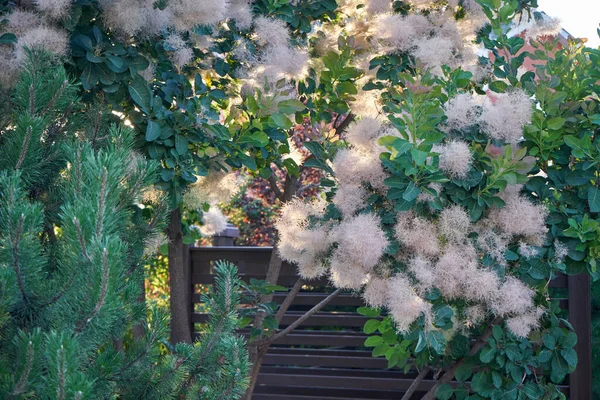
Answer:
[275, 278, 304, 323]
[421, 317, 503, 400]
[401, 366, 430, 400]
[262, 288, 342, 345]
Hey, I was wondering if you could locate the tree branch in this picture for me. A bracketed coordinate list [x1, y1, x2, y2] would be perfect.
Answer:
[334, 113, 355, 136]
[401, 366, 430, 400]
[275, 278, 304, 323]
[262, 288, 342, 345]
[421, 317, 503, 400]
[268, 175, 283, 201]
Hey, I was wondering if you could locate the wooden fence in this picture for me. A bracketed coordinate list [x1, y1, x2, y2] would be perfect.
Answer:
[186, 245, 591, 399]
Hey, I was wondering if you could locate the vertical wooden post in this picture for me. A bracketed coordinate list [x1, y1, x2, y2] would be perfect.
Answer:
[168, 208, 192, 344]
[568, 273, 591, 399]
[184, 244, 193, 341]
[212, 223, 240, 247]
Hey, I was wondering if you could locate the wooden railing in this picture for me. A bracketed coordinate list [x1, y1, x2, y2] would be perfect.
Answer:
[186, 245, 591, 399]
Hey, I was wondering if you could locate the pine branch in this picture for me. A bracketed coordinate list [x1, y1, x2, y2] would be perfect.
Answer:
[15, 126, 32, 170]
[12, 214, 29, 306]
[73, 217, 91, 262]
[95, 169, 108, 238]
[40, 79, 69, 117]
[421, 317, 503, 400]
[29, 84, 35, 117]
[75, 248, 110, 334]
[56, 345, 66, 400]
[10, 340, 34, 397]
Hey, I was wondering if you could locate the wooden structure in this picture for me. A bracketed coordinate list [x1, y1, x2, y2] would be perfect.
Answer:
[186, 245, 591, 399]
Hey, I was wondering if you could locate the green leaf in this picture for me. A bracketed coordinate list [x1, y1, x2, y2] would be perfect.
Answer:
[436, 384, 454, 400]
[336, 81, 358, 95]
[85, 51, 103, 63]
[80, 63, 98, 90]
[550, 354, 568, 383]
[588, 187, 600, 213]
[271, 113, 293, 129]
[277, 99, 306, 114]
[492, 325, 504, 341]
[560, 348, 577, 366]
[415, 331, 427, 353]
[402, 182, 421, 202]
[542, 334, 556, 350]
[411, 149, 428, 166]
[547, 117, 566, 130]
[428, 331, 446, 355]
[357, 307, 380, 317]
[372, 343, 389, 357]
[161, 168, 175, 182]
[282, 158, 299, 177]
[0, 33, 17, 45]
[175, 135, 188, 155]
[455, 363, 473, 382]
[489, 80, 508, 93]
[479, 346, 496, 363]
[128, 75, 152, 112]
[363, 319, 380, 334]
[146, 120, 161, 141]
[382, 329, 398, 344]
[364, 335, 383, 347]
[238, 131, 269, 147]
[470, 371, 487, 394]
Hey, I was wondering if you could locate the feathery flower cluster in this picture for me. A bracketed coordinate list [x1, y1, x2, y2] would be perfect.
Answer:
[329, 213, 389, 289]
[444, 90, 533, 144]
[435, 140, 473, 179]
[35, 0, 71, 20]
[182, 171, 241, 210]
[481, 90, 533, 143]
[98, 0, 239, 37]
[443, 93, 481, 131]
[164, 34, 194, 70]
[489, 187, 548, 245]
[246, 17, 309, 82]
[0, 10, 68, 87]
[199, 207, 228, 236]
[275, 199, 329, 279]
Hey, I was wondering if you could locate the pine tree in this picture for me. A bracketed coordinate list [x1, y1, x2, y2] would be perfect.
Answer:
[0, 51, 248, 399]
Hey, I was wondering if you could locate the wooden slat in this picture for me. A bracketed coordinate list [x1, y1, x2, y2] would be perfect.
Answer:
[192, 291, 363, 306]
[193, 310, 368, 327]
[253, 384, 417, 400]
